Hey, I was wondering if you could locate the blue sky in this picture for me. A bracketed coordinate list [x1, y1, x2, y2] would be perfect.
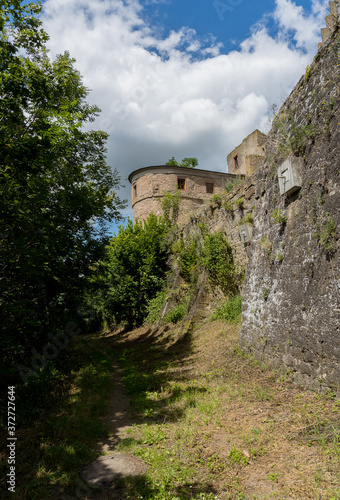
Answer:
[141, 0, 278, 52]
[40, 0, 329, 233]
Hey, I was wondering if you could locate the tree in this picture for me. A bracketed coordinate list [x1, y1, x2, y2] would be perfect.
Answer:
[165, 157, 198, 168]
[180, 157, 198, 168]
[0, 1, 126, 370]
[165, 156, 179, 166]
[91, 215, 170, 328]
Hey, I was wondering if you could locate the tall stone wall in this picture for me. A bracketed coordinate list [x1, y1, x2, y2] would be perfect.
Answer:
[240, 26, 340, 391]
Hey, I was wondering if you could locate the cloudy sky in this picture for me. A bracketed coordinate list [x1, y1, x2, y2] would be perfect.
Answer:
[40, 0, 329, 222]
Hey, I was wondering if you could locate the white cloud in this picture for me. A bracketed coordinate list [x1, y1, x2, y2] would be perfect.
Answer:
[273, 0, 328, 51]
[41, 0, 327, 217]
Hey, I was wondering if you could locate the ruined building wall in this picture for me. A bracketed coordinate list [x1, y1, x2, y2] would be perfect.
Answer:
[227, 129, 267, 176]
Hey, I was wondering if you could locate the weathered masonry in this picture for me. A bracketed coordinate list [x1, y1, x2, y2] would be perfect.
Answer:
[128, 165, 238, 224]
[227, 129, 267, 177]
[239, 14, 340, 391]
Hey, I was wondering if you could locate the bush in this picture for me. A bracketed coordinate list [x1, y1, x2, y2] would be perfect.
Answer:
[224, 178, 243, 193]
[145, 290, 167, 325]
[203, 232, 243, 296]
[163, 303, 187, 324]
[211, 295, 242, 323]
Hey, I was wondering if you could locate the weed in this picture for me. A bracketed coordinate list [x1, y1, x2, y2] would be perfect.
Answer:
[271, 209, 287, 225]
[211, 296, 242, 323]
[234, 198, 244, 210]
[209, 193, 223, 207]
[238, 212, 254, 226]
[315, 213, 337, 253]
[224, 177, 243, 193]
[262, 287, 270, 301]
[268, 472, 279, 482]
[228, 446, 249, 465]
[223, 201, 234, 213]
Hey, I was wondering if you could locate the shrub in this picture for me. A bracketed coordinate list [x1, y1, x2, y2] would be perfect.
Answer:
[234, 197, 244, 209]
[271, 209, 287, 225]
[145, 290, 167, 324]
[208, 193, 223, 207]
[224, 177, 243, 193]
[238, 213, 254, 225]
[203, 232, 243, 296]
[163, 303, 187, 324]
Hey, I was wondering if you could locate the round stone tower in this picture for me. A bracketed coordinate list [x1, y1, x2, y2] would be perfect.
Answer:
[128, 165, 238, 225]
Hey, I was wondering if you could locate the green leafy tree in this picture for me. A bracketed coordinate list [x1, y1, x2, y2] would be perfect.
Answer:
[180, 157, 198, 168]
[0, 1, 126, 369]
[165, 157, 198, 168]
[165, 156, 179, 166]
[92, 215, 170, 328]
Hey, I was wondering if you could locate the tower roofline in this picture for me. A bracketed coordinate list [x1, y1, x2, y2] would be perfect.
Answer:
[128, 165, 239, 184]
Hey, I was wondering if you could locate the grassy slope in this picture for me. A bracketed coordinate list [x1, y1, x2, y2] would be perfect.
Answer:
[1, 321, 340, 499]
[99, 322, 340, 500]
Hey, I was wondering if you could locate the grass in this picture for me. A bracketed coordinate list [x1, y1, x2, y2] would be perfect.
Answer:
[93, 321, 340, 499]
[0, 339, 113, 499]
[211, 295, 242, 323]
[4, 321, 340, 499]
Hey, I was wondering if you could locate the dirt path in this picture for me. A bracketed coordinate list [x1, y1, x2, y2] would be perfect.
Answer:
[96, 358, 134, 455]
[80, 344, 145, 499]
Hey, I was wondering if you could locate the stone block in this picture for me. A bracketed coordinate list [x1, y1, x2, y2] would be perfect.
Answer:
[326, 13, 337, 29]
[321, 27, 332, 43]
[238, 224, 252, 244]
[277, 157, 303, 196]
[245, 186, 255, 200]
[330, 0, 338, 17]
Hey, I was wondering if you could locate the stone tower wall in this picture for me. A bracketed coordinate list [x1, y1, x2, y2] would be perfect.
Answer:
[130, 166, 237, 225]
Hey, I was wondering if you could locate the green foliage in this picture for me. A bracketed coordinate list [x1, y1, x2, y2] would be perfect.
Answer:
[238, 213, 254, 225]
[223, 201, 234, 213]
[174, 230, 243, 297]
[92, 215, 170, 328]
[262, 287, 270, 301]
[163, 303, 187, 324]
[181, 157, 198, 168]
[234, 198, 244, 209]
[202, 232, 243, 296]
[165, 157, 198, 168]
[145, 290, 167, 325]
[0, 1, 126, 367]
[224, 177, 243, 193]
[228, 446, 249, 465]
[271, 209, 287, 225]
[208, 193, 222, 207]
[211, 295, 242, 323]
[315, 213, 337, 253]
[165, 156, 179, 166]
[173, 235, 203, 284]
[159, 190, 181, 226]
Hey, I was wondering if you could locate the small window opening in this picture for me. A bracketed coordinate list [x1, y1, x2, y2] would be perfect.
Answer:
[153, 184, 159, 194]
[233, 155, 239, 169]
[177, 178, 186, 190]
[133, 184, 137, 199]
[206, 183, 214, 194]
